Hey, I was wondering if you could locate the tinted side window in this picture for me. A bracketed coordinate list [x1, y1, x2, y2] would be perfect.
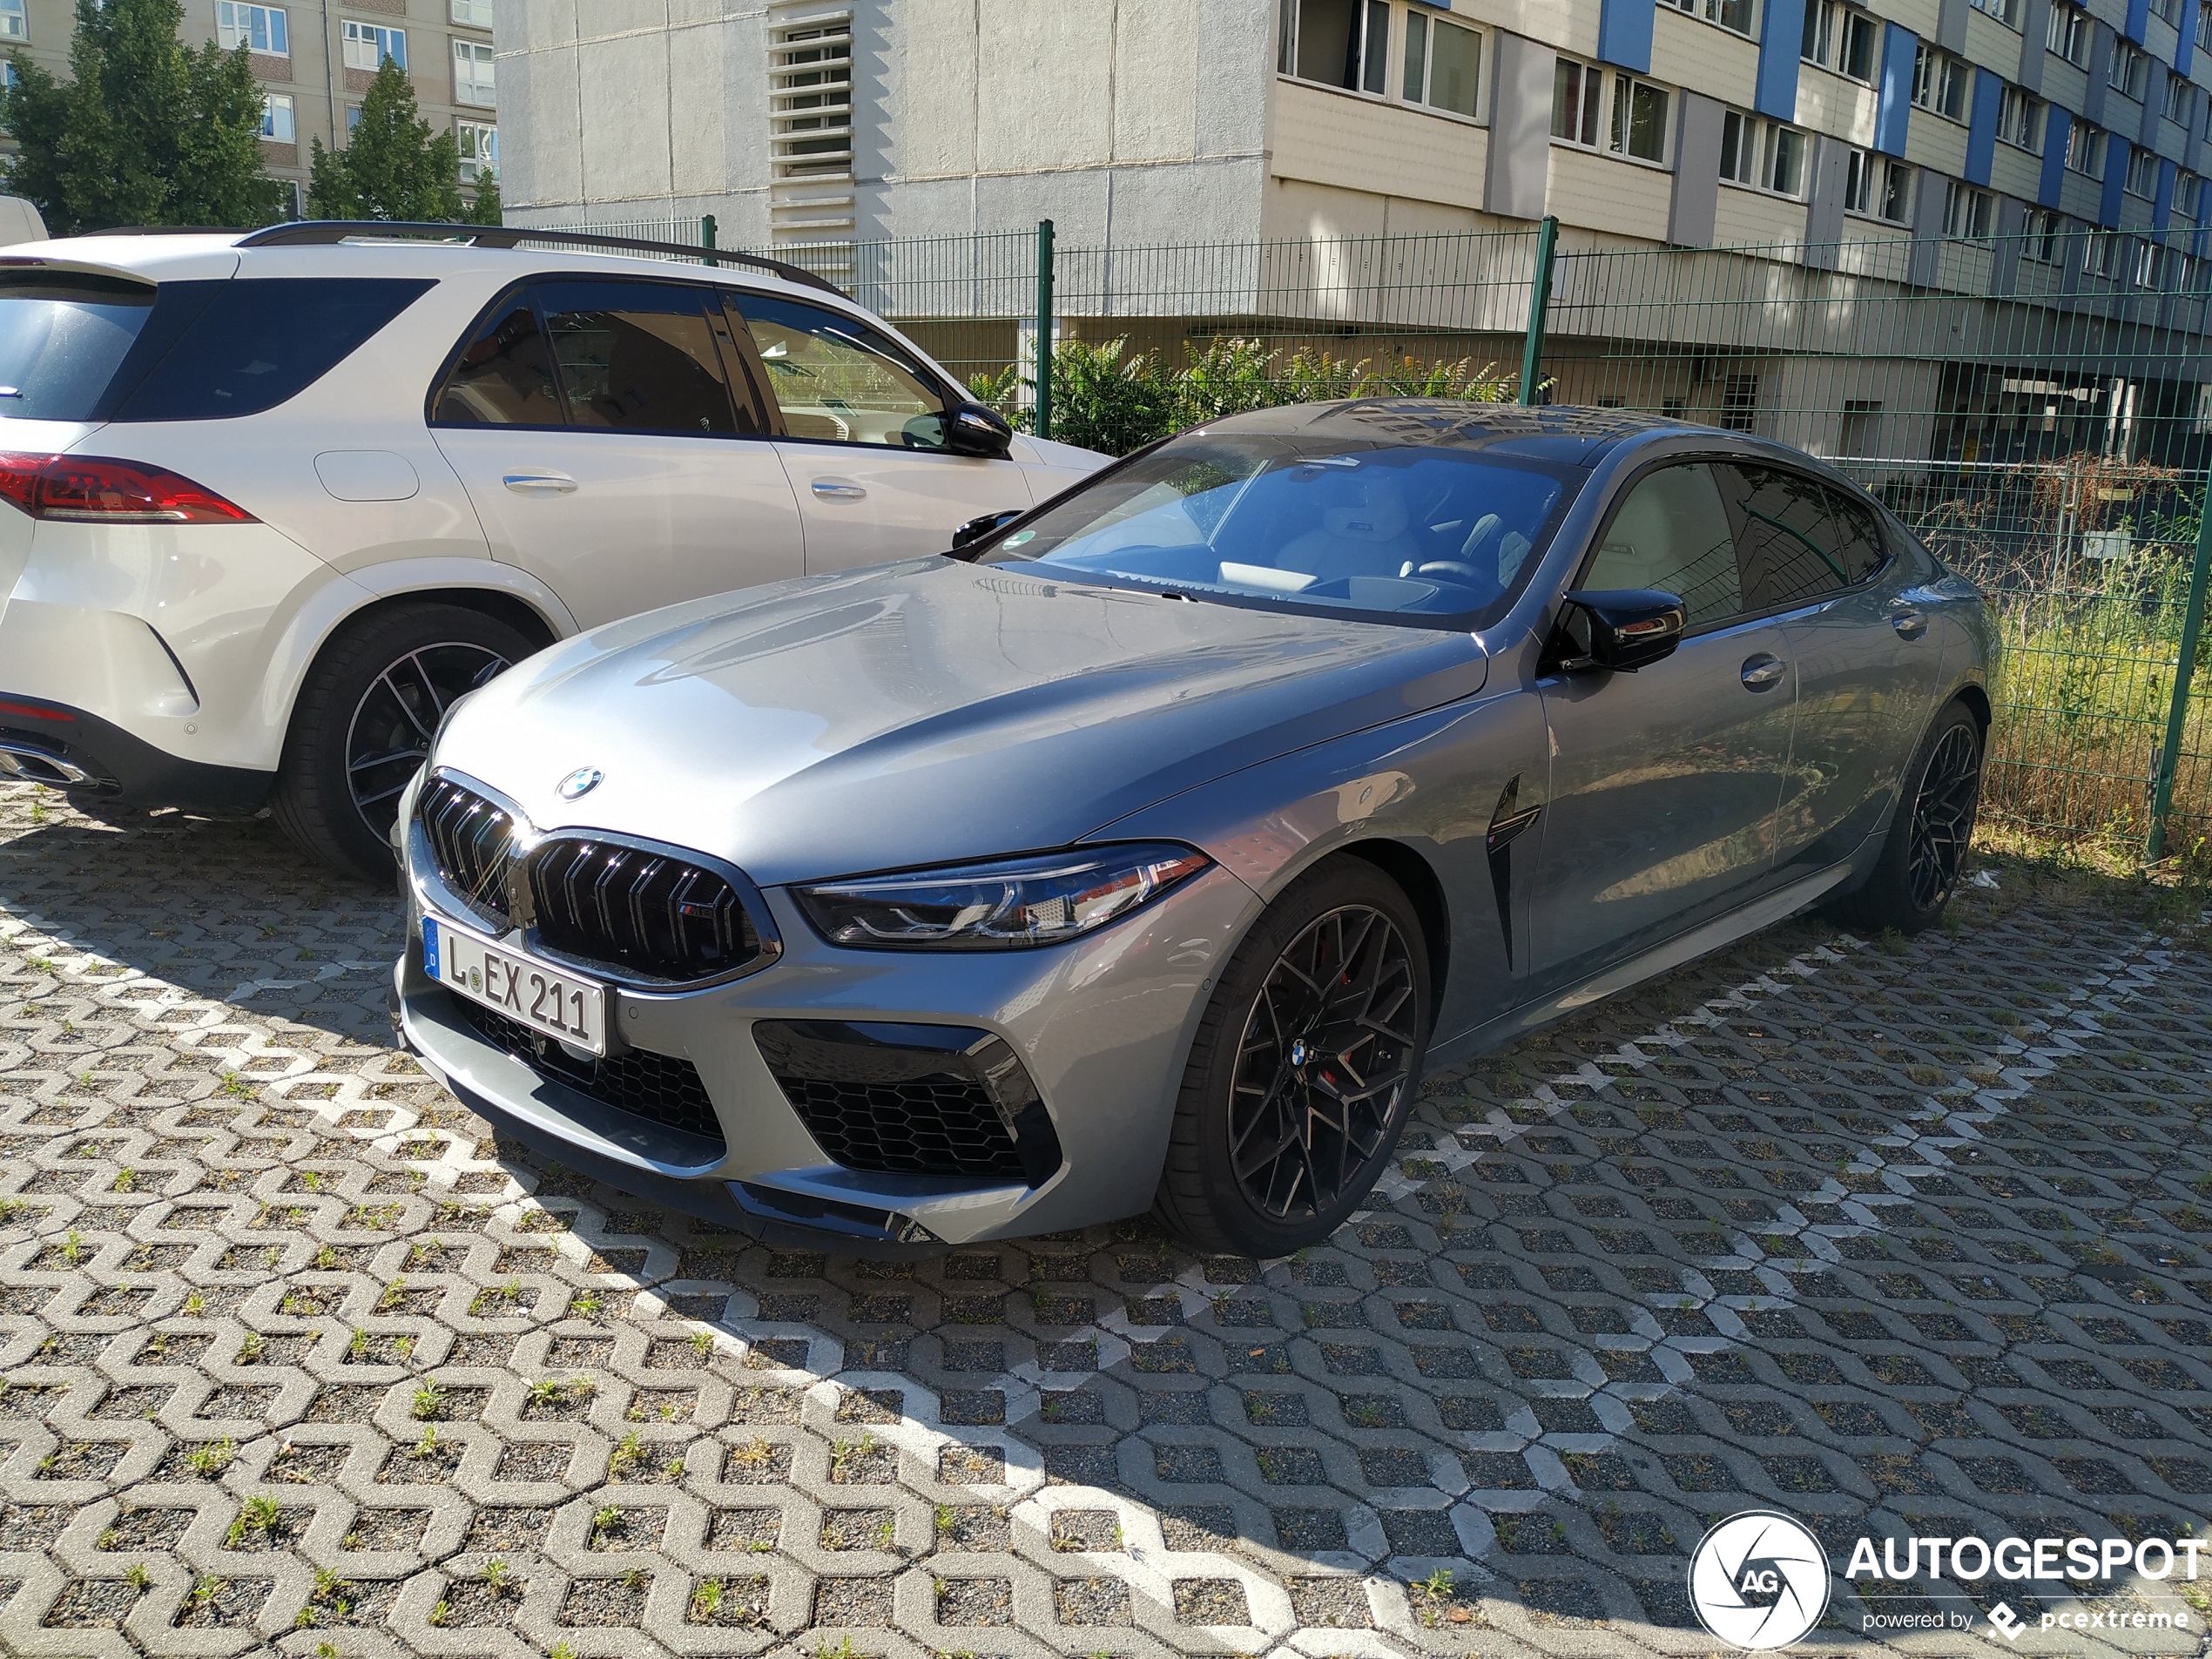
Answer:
[735, 293, 945, 447]
[1718, 464, 1858, 610]
[1583, 462, 1743, 627]
[112, 278, 434, 421]
[432, 300, 562, 425]
[536, 279, 751, 435]
[1825, 486, 1888, 582]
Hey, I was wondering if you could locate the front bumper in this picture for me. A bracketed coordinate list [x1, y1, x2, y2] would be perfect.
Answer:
[394, 858, 1261, 1248]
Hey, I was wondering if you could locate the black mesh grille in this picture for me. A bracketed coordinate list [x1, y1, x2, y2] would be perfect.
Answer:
[420, 776, 518, 927]
[524, 839, 762, 983]
[774, 1076, 1026, 1179]
[455, 1000, 724, 1148]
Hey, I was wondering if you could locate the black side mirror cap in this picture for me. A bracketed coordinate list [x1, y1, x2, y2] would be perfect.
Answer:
[948, 509, 1025, 560]
[1551, 588, 1688, 672]
[944, 401, 1015, 459]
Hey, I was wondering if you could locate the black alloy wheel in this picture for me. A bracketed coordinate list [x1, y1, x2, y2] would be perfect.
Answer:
[344, 643, 509, 843]
[1906, 721, 1981, 912]
[1229, 905, 1420, 1221]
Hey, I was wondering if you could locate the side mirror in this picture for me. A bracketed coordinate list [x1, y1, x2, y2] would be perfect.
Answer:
[1551, 588, 1687, 672]
[948, 509, 1024, 559]
[945, 401, 1015, 459]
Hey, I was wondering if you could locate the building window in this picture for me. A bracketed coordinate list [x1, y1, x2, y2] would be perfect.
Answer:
[2164, 75, 2196, 126]
[1912, 44, 1968, 119]
[454, 38, 494, 105]
[1661, 0, 1755, 34]
[1802, 0, 1878, 80]
[1839, 400, 1882, 456]
[1721, 373, 1759, 431]
[219, 2, 287, 54]
[2177, 170, 2202, 221]
[1944, 180, 1994, 239]
[341, 21, 406, 71]
[2108, 41, 2148, 100]
[2134, 239, 2166, 287]
[770, 16, 852, 180]
[1552, 57, 1604, 146]
[1609, 72, 1670, 161]
[0, 0, 23, 42]
[1720, 111, 1806, 195]
[1968, 0, 2018, 23]
[2022, 207, 2065, 260]
[2202, 3, 2212, 49]
[2151, 0, 2182, 23]
[1278, 0, 1390, 95]
[1402, 12, 1480, 118]
[261, 91, 293, 142]
[2048, 3, 2090, 65]
[2085, 226, 2122, 278]
[1844, 149, 1914, 221]
[345, 105, 362, 133]
[451, 0, 494, 24]
[1997, 85, 2044, 152]
[2125, 144, 2159, 197]
[457, 119, 497, 182]
[2064, 121, 2107, 176]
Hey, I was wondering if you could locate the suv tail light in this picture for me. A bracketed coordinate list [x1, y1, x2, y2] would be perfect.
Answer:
[0, 454, 255, 523]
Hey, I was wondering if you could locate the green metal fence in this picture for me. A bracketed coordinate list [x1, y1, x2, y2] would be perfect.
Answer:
[538, 212, 2211, 868]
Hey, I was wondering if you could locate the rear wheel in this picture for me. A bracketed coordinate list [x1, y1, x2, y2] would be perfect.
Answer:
[1825, 698, 1984, 936]
[1152, 859, 1432, 1257]
[271, 604, 529, 880]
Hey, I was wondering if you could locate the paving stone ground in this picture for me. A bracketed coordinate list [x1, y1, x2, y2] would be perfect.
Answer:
[1, 779, 2209, 1659]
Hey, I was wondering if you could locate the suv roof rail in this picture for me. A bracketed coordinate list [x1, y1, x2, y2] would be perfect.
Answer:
[230, 219, 848, 298]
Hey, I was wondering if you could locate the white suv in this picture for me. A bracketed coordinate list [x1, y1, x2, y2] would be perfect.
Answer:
[0, 223, 1103, 875]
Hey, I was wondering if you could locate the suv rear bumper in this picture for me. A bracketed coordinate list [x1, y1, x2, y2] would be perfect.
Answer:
[0, 697, 272, 809]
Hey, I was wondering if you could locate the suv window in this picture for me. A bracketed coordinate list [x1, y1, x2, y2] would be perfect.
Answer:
[0, 273, 156, 421]
[1717, 464, 1882, 610]
[536, 279, 757, 435]
[433, 299, 562, 425]
[1582, 462, 1744, 627]
[111, 278, 434, 421]
[734, 293, 947, 447]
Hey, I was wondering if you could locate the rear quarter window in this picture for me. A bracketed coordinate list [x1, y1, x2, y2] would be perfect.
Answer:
[0, 272, 158, 421]
[107, 277, 435, 421]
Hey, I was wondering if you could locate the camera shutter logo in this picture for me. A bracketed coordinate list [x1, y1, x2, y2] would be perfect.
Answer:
[1688, 1512, 1831, 1649]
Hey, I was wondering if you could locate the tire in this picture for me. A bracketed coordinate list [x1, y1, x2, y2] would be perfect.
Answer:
[1825, 698, 1985, 937]
[1151, 857, 1433, 1257]
[270, 603, 530, 881]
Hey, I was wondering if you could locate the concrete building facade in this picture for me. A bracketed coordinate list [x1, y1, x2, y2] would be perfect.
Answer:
[2, 0, 501, 212]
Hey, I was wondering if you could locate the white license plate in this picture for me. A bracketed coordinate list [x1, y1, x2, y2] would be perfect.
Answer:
[424, 915, 607, 1055]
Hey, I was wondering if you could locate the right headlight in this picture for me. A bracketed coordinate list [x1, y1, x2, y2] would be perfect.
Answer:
[793, 843, 1211, 950]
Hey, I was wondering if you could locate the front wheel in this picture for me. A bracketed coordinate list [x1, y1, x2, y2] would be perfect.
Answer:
[1152, 858, 1432, 1257]
[1826, 698, 1985, 936]
[270, 604, 530, 881]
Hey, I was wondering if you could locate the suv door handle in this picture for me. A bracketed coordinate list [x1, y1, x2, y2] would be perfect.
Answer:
[1741, 653, 1787, 690]
[811, 480, 867, 501]
[503, 472, 577, 495]
[1889, 607, 1928, 639]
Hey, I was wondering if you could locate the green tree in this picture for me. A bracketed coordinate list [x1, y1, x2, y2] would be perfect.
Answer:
[308, 57, 471, 222]
[0, 0, 287, 233]
[465, 172, 502, 226]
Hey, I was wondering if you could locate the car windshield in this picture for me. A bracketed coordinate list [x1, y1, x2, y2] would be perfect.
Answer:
[980, 431, 1575, 625]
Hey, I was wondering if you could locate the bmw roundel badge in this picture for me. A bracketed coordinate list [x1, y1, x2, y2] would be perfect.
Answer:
[558, 766, 603, 800]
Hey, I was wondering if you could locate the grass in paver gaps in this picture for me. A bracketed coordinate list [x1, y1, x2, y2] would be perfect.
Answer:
[688, 1574, 770, 1625]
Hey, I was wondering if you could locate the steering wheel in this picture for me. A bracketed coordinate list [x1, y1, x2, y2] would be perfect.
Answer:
[1413, 560, 1487, 585]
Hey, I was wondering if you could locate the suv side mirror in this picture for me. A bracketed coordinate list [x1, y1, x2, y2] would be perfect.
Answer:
[948, 509, 1024, 559]
[901, 402, 1015, 459]
[1551, 589, 1688, 672]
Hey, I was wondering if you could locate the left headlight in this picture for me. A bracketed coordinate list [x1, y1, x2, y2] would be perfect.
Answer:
[794, 843, 1211, 950]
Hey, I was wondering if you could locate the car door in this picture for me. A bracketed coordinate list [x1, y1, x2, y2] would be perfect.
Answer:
[729, 290, 1035, 572]
[428, 276, 805, 630]
[1722, 463, 1947, 872]
[1525, 459, 1800, 984]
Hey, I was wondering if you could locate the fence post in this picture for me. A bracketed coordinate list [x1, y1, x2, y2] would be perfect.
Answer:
[701, 214, 717, 267]
[2148, 485, 2212, 861]
[1518, 216, 1558, 408]
[1035, 219, 1055, 441]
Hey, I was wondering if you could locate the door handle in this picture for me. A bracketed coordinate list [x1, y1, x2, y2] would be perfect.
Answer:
[1889, 608, 1929, 639]
[502, 472, 577, 495]
[811, 480, 867, 501]
[1740, 654, 1787, 690]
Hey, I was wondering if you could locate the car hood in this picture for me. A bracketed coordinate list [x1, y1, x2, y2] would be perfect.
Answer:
[435, 558, 1487, 885]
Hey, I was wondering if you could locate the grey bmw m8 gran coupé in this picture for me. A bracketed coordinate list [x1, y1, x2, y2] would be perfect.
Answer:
[392, 401, 1991, 1256]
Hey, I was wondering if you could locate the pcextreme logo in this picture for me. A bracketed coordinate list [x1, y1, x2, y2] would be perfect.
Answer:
[1688, 1512, 2206, 1649]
